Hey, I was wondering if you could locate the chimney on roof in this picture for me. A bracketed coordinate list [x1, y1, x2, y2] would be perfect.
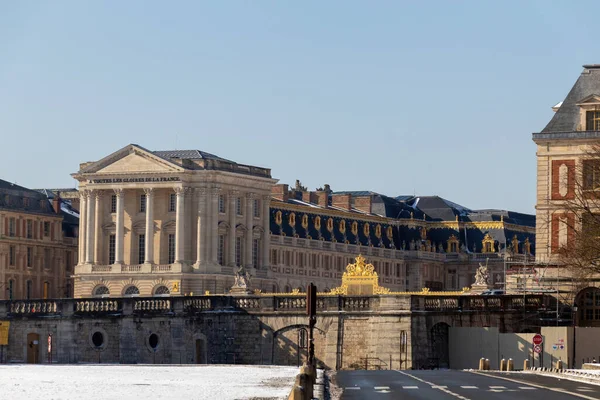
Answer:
[332, 193, 352, 211]
[52, 191, 61, 214]
[316, 191, 328, 208]
[301, 191, 318, 204]
[271, 184, 289, 202]
[354, 195, 373, 214]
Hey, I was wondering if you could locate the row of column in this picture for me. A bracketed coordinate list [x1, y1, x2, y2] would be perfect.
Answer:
[78, 187, 270, 270]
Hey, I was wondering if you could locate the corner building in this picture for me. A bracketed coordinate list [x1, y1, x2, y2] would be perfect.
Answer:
[73, 144, 535, 297]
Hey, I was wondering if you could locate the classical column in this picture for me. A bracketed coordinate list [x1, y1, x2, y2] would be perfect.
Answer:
[94, 191, 103, 264]
[194, 188, 207, 267]
[78, 191, 87, 265]
[114, 189, 124, 264]
[174, 187, 187, 263]
[261, 195, 270, 269]
[144, 188, 154, 264]
[245, 193, 254, 268]
[210, 187, 220, 265]
[84, 190, 95, 264]
[228, 191, 237, 266]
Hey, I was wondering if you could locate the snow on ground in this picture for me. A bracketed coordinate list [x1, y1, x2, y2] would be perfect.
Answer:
[0, 364, 298, 400]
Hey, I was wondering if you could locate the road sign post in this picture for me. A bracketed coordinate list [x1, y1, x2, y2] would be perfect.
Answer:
[532, 334, 543, 367]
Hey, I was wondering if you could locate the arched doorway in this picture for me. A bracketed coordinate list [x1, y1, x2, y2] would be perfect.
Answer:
[575, 287, 600, 327]
[26, 333, 40, 364]
[430, 322, 450, 369]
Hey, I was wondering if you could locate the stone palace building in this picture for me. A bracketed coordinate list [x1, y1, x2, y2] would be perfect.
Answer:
[532, 64, 600, 326]
[72, 144, 535, 298]
[0, 180, 78, 300]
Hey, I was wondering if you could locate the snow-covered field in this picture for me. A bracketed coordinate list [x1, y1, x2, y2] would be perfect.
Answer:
[0, 364, 298, 400]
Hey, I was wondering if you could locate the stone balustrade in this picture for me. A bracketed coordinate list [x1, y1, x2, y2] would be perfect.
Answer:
[0, 294, 550, 319]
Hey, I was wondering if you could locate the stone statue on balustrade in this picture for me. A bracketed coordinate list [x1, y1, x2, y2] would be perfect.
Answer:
[471, 258, 492, 294]
[230, 265, 252, 295]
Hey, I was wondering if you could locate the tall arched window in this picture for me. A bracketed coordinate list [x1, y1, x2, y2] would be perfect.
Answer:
[577, 287, 600, 326]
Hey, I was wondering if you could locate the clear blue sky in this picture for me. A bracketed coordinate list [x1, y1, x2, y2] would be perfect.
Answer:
[1, 1, 598, 214]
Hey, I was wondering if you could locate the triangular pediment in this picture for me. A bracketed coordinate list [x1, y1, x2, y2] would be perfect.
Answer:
[577, 94, 600, 105]
[79, 144, 184, 174]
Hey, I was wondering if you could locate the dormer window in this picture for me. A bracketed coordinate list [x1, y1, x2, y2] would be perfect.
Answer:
[587, 111, 600, 131]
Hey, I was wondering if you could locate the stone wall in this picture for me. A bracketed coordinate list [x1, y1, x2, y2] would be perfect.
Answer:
[0, 294, 549, 369]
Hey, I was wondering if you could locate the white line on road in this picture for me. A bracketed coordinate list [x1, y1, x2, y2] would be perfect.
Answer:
[402, 386, 418, 389]
[467, 371, 599, 400]
[374, 386, 390, 390]
[432, 386, 448, 389]
[519, 387, 537, 390]
[396, 371, 471, 400]
[489, 386, 506, 389]
[345, 387, 360, 390]
[461, 386, 478, 389]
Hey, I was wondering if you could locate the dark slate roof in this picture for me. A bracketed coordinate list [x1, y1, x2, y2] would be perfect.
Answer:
[333, 190, 378, 196]
[541, 65, 600, 133]
[0, 179, 56, 215]
[153, 149, 233, 163]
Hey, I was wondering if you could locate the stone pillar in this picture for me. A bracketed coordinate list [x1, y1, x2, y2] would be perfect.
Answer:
[84, 190, 95, 264]
[144, 188, 154, 264]
[174, 187, 187, 263]
[114, 189, 124, 264]
[194, 188, 207, 268]
[261, 195, 270, 270]
[228, 191, 237, 266]
[94, 191, 103, 264]
[210, 187, 220, 265]
[245, 193, 254, 268]
[78, 191, 87, 265]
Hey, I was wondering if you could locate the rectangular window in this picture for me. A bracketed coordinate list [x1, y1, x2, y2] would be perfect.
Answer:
[218, 235, 225, 265]
[26, 280, 32, 300]
[108, 235, 116, 264]
[140, 194, 146, 213]
[324, 255, 330, 270]
[235, 237, 242, 266]
[253, 239, 259, 267]
[26, 220, 32, 239]
[43, 282, 49, 299]
[236, 198, 243, 216]
[583, 160, 600, 191]
[285, 251, 291, 266]
[253, 199, 260, 217]
[586, 111, 600, 131]
[396, 264, 401, 277]
[270, 249, 277, 265]
[8, 218, 15, 237]
[8, 280, 14, 300]
[299, 253, 305, 268]
[110, 195, 117, 213]
[311, 254, 318, 268]
[218, 195, 225, 213]
[169, 193, 176, 212]
[43, 221, 50, 236]
[168, 234, 176, 264]
[9, 246, 15, 266]
[44, 248, 51, 269]
[23, 197, 30, 207]
[138, 234, 145, 264]
[26, 247, 32, 267]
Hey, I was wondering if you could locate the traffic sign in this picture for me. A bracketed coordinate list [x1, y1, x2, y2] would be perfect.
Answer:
[533, 344, 542, 354]
[533, 334, 543, 345]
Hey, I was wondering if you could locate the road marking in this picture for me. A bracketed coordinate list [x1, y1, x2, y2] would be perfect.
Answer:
[519, 387, 537, 390]
[345, 387, 360, 390]
[467, 371, 599, 400]
[374, 386, 390, 390]
[490, 386, 506, 389]
[578, 389, 595, 392]
[402, 386, 418, 389]
[396, 371, 471, 400]
[461, 386, 478, 389]
[432, 385, 448, 389]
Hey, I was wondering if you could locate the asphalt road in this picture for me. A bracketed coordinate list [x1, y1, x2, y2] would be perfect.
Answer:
[336, 370, 600, 399]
